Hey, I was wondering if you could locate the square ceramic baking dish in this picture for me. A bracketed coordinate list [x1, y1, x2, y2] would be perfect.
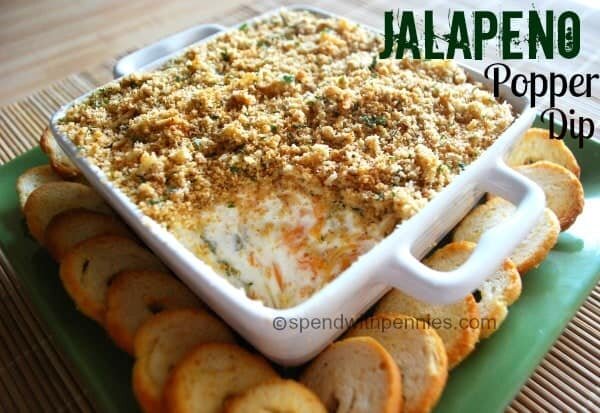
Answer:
[50, 5, 543, 365]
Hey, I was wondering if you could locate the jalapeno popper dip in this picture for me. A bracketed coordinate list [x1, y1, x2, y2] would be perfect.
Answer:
[58, 10, 514, 308]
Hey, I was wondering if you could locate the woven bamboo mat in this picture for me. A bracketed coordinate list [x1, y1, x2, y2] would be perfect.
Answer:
[0, 0, 598, 411]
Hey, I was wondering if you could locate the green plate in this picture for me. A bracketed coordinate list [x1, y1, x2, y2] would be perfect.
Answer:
[0, 118, 598, 413]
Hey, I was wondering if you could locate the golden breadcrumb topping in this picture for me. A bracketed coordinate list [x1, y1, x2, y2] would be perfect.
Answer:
[58, 10, 514, 306]
[59, 9, 513, 226]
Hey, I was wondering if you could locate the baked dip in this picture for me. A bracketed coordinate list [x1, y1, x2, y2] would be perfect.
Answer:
[58, 10, 514, 308]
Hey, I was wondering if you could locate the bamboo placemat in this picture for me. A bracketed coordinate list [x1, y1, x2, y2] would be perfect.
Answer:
[0, 0, 598, 411]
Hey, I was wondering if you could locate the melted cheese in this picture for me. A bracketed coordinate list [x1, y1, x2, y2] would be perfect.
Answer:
[171, 187, 392, 308]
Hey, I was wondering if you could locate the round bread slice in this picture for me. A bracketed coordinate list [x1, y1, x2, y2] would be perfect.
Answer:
[300, 336, 402, 413]
[345, 313, 447, 413]
[375, 279, 479, 369]
[39, 126, 80, 178]
[453, 197, 560, 274]
[514, 161, 584, 231]
[423, 241, 521, 339]
[223, 379, 327, 413]
[507, 128, 580, 177]
[24, 181, 112, 244]
[59, 235, 166, 323]
[16, 165, 63, 210]
[163, 342, 278, 413]
[133, 309, 237, 413]
[105, 270, 205, 354]
[45, 209, 133, 261]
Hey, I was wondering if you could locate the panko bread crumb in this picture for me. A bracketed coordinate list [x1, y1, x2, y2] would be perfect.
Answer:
[58, 10, 514, 308]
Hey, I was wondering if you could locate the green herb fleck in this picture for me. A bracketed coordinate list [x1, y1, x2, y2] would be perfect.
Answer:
[201, 235, 217, 254]
[270, 125, 277, 133]
[368, 55, 377, 71]
[239, 23, 248, 31]
[282, 74, 294, 84]
[257, 39, 270, 48]
[218, 260, 240, 277]
[458, 162, 466, 171]
[229, 165, 240, 174]
[360, 114, 387, 127]
[220, 49, 230, 62]
[227, 201, 235, 208]
[234, 234, 244, 251]
[89, 87, 112, 108]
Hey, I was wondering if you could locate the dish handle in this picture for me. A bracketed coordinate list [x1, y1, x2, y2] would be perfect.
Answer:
[113, 23, 227, 78]
[381, 160, 545, 304]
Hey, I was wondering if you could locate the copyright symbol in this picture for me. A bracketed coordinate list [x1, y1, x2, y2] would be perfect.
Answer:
[273, 317, 286, 331]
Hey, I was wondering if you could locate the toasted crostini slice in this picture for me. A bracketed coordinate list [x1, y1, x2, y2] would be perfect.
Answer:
[345, 313, 447, 413]
[507, 127, 580, 177]
[514, 161, 584, 231]
[223, 379, 326, 413]
[453, 197, 560, 274]
[164, 342, 278, 413]
[45, 209, 133, 261]
[300, 336, 402, 413]
[133, 309, 236, 413]
[375, 264, 480, 370]
[16, 165, 63, 211]
[59, 235, 166, 323]
[24, 181, 111, 244]
[105, 270, 205, 354]
[39, 126, 80, 178]
[422, 241, 521, 339]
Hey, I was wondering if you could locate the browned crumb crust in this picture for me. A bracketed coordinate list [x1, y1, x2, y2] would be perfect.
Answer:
[58, 10, 513, 229]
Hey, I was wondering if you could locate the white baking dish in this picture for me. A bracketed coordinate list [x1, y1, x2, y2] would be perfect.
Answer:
[50, 5, 543, 365]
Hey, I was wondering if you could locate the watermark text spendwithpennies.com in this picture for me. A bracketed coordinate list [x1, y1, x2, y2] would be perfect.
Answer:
[272, 314, 496, 334]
